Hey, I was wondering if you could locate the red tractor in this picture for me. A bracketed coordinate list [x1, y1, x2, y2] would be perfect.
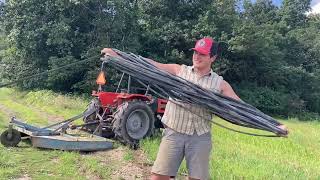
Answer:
[82, 70, 167, 148]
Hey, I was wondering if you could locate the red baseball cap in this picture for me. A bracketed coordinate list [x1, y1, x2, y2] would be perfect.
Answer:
[191, 37, 214, 55]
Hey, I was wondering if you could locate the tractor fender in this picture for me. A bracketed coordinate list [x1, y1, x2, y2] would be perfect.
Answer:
[116, 94, 152, 102]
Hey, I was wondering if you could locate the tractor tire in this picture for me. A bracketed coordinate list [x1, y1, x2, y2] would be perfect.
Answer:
[113, 101, 155, 148]
[1, 129, 21, 147]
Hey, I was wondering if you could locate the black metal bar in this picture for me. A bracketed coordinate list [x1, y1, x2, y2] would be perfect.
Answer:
[127, 75, 131, 93]
[116, 72, 125, 93]
[41, 113, 84, 131]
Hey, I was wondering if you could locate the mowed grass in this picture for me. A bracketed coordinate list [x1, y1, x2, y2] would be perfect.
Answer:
[0, 88, 111, 179]
[141, 116, 320, 179]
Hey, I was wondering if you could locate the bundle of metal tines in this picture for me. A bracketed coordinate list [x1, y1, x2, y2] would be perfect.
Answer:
[102, 49, 288, 137]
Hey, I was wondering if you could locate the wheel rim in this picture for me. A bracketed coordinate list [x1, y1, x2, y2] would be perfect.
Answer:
[126, 109, 150, 140]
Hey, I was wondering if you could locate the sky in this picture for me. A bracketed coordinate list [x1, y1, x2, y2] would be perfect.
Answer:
[239, 0, 320, 14]
[257, 0, 319, 7]
[310, 0, 320, 14]
[268, 0, 320, 14]
[272, 0, 282, 6]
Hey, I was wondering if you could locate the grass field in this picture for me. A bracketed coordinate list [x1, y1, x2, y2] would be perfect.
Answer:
[0, 88, 114, 179]
[0, 88, 320, 179]
[142, 118, 320, 179]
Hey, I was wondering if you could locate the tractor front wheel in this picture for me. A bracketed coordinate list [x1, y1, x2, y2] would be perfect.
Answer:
[113, 101, 155, 148]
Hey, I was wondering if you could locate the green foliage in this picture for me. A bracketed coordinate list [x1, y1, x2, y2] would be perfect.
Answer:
[280, 0, 311, 28]
[237, 83, 290, 115]
[0, 0, 320, 118]
[296, 112, 320, 121]
[237, 78, 320, 119]
[1, 0, 141, 91]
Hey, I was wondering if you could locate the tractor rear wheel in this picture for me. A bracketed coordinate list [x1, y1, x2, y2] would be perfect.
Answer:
[113, 101, 155, 148]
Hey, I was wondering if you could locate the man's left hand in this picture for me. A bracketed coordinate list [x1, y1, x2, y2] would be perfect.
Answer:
[277, 124, 289, 137]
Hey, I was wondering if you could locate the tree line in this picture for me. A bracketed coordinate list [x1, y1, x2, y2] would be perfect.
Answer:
[0, 0, 319, 119]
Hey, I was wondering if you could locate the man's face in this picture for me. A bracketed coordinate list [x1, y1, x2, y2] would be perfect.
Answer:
[192, 51, 214, 70]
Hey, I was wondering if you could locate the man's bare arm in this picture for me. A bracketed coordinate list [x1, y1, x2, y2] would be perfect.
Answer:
[220, 80, 241, 101]
[144, 58, 181, 75]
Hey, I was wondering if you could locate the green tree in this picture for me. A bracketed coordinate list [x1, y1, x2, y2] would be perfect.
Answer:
[2, 0, 141, 92]
[1, 0, 319, 118]
[280, 0, 311, 29]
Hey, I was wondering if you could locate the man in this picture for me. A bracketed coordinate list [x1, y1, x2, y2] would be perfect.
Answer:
[101, 37, 287, 180]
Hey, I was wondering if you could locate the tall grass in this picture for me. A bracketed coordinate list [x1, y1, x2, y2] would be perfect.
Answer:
[141, 118, 320, 179]
[19, 89, 89, 118]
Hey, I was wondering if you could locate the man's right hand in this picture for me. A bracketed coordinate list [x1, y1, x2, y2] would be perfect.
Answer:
[101, 48, 119, 58]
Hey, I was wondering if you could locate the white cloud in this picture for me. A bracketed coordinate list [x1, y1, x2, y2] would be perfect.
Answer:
[311, 0, 320, 7]
[307, 1, 320, 15]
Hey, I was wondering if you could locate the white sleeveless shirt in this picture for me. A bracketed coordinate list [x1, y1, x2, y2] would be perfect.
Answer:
[161, 65, 223, 135]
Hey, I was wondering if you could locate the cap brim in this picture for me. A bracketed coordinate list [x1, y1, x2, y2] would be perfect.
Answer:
[191, 48, 210, 55]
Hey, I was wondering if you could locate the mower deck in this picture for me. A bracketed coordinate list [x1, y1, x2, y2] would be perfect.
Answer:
[0, 117, 113, 151]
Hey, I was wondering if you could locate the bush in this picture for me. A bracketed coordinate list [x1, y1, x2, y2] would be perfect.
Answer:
[235, 83, 305, 116]
[295, 112, 320, 121]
